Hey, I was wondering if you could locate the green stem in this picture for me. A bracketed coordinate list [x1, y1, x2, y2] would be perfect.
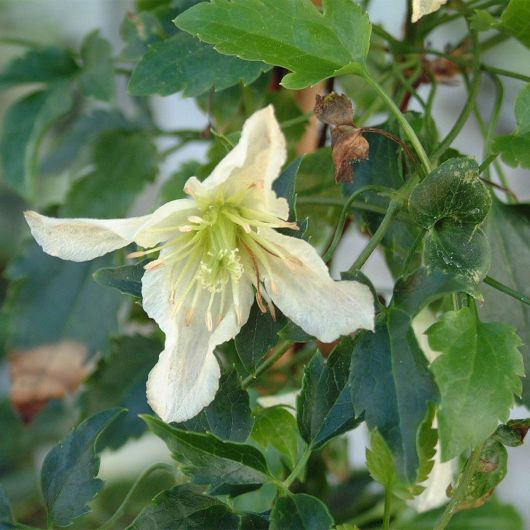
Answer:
[283, 445, 313, 488]
[431, 27, 481, 161]
[383, 488, 392, 530]
[399, 227, 426, 276]
[481, 65, 530, 83]
[99, 463, 174, 530]
[434, 445, 484, 530]
[349, 199, 402, 271]
[360, 70, 432, 174]
[484, 276, 530, 306]
[242, 340, 293, 388]
[322, 185, 389, 262]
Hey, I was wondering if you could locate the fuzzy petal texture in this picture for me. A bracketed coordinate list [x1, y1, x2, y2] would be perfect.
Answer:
[261, 229, 375, 342]
[142, 252, 254, 422]
[24, 199, 195, 261]
[185, 105, 288, 219]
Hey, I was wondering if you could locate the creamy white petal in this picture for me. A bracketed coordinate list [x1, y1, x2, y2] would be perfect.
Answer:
[24, 199, 195, 262]
[142, 255, 254, 422]
[185, 106, 288, 219]
[261, 229, 374, 342]
[411, 0, 448, 22]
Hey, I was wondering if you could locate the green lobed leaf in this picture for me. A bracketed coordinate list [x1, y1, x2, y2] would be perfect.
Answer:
[408, 157, 491, 229]
[0, 83, 74, 199]
[0, 46, 79, 89]
[129, 31, 269, 97]
[142, 415, 271, 495]
[252, 406, 300, 471]
[235, 302, 287, 375]
[350, 268, 477, 483]
[429, 307, 523, 460]
[423, 223, 491, 283]
[80, 335, 161, 450]
[297, 345, 362, 450]
[270, 493, 333, 530]
[175, 0, 372, 90]
[177, 368, 253, 442]
[127, 484, 240, 530]
[41, 408, 125, 527]
[79, 30, 115, 102]
[481, 200, 530, 408]
[501, 0, 530, 48]
[62, 129, 158, 218]
[3, 241, 122, 352]
[514, 84, 530, 134]
[93, 261, 146, 298]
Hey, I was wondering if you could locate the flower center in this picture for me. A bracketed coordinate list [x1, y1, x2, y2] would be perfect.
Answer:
[133, 190, 298, 330]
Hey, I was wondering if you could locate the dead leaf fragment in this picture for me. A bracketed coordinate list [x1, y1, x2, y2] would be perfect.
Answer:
[9, 340, 90, 422]
[314, 93, 354, 126]
[331, 126, 369, 183]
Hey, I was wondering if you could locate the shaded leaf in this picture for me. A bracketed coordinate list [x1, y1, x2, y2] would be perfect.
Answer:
[298, 345, 362, 450]
[93, 261, 146, 298]
[252, 406, 300, 470]
[0, 486, 15, 529]
[175, 0, 371, 90]
[129, 31, 268, 97]
[120, 11, 165, 61]
[270, 493, 333, 530]
[62, 130, 158, 217]
[3, 241, 122, 352]
[0, 46, 78, 89]
[350, 268, 476, 482]
[481, 200, 530, 408]
[428, 307, 523, 460]
[493, 418, 530, 447]
[0, 84, 73, 198]
[41, 408, 125, 527]
[80, 335, 161, 450]
[127, 484, 239, 530]
[235, 303, 286, 375]
[177, 368, 253, 442]
[79, 30, 115, 102]
[142, 415, 271, 495]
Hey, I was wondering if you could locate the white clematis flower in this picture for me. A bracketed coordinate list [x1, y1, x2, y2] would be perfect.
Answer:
[411, 0, 448, 23]
[24, 106, 374, 423]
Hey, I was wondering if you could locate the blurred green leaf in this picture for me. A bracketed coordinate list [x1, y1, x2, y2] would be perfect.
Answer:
[142, 415, 271, 495]
[0, 46, 78, 89]
[270, 493, 333, 530]
[177, 368, 253, 442]
[120, 11, 165, 61]
[41, 408, 125, 527]
[470, 9, 498, 32]
[80, 335, 161, 450]
[481, 200, 530, 408]
[129, 32, 269, 97]
[79, 30, 115, 102]
[128, 484, 240, 530]
[3, 241, 122, 352]
[175, 0, 371, 89]
[0, 84, 74, 199]
[252, 407, 300, 470]
[93, 261, 146, 298]
[0, 485, 15, 529]
[235, 303, 286, 375]
[429, 307, 523, 460]
[62, 130, 158, 217]
[298, 345, 362, 450]
[395, 498, 523, 529]
[501, 0, 530, 48]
